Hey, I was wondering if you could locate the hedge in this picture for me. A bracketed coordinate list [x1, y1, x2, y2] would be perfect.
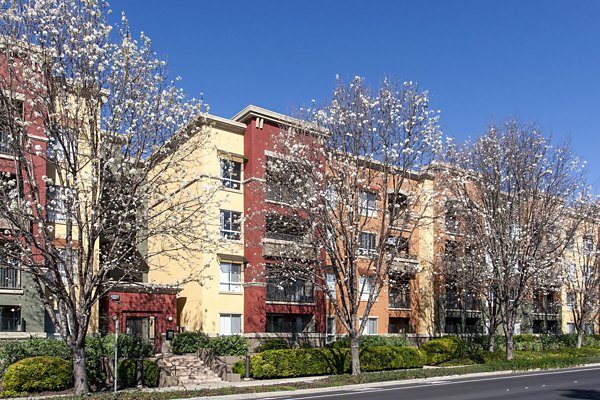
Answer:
[420, 336, 464, 365]
[329, 335, 409, 349]
[171, 332, 209, 355]
[117, 359, 159, 388]
[3, 356, 73, 392]
[237, 346, 426, 379]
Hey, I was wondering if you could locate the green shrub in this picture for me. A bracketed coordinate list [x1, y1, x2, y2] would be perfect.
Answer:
[329, 335, 410, 349]
[256, 338, 290, 352]
[117, 335, 155, 359]
[251, 348, 347, 378]
[117, 359, 159, 388]
[583, 335, 600, 348]
[232, 359, 246, 376]
[246, 346, 424, 379]
[143, 360, 159, 388]
[0, 389, 27, 398]
[421, 337, 464, 365]
[172, 331, 209, 355]
[0, 338, 71, 376]
[117, 359, 137, 388]
[3, 356, 73, 392]
[208, 335, 248, 356]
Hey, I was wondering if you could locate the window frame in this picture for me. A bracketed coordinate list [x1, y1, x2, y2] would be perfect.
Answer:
[219, 313, 242, 335]
[359, 275, 375, 301]
[220, 210, 242, 241]
[359, 317, 378, 335]
[359, 191, 377, 217]
[219, 158, 242, 191]
[219, 261, 242, 293]
[358, 231, 377, 256]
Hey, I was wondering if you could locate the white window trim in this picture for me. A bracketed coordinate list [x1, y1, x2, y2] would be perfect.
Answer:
[219, 313, 242, 336]
[219, 262, 242, 293]
[220, 210, 242, 241]
[359, 316, 378, 335]
[219, 158, 243, 191]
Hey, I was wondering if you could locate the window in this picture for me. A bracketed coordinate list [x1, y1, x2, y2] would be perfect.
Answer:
[57, 248, 77, 284]
[360, 317, 377, 335]
[0, 306, 21, 331]
[445, 201, 459, 233]
[0, 173, 22, 204]
[326, 181, 337, 208]
[567, 323, 576, 334]
[0, 243, 19, 289]
[47, 126, 76, 162]
[220, 159, 242, 190]
[326, 317, 336, 343]
[0, 100, 23, 156]
[266, 271, 314, 303]
[359, 275, 374, 301]
[358, 232, 377, 256]
[47, 185, 75, 221]
[586, 323, 595, 335]
[220, 210, 242, 240]
[266, 314, 313, 333]
[265, 156, 306, 203]
[386, 236, 409, 257]
[566, 292, 576, 309]
[220, 314, 242, 335]
[359, 191, 377, 216]
[389, 277, 410, 309]
[220, 262, 242, 292]
[388, 193, 408, 227]
[326, 271, 336, 295]
[583, 235, 594, 255]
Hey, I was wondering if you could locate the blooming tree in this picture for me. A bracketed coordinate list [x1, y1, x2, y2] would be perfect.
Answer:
[0, 0, 215, 393]
[441, 120, 588, 359]
[264, 76, 441, 374]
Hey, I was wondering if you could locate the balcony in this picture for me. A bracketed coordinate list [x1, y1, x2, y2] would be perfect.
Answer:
[389, 253, 419, 275]
[262, 238, 318, 260]
[532, 301, 560, 315]
[266, 278, 314, 304]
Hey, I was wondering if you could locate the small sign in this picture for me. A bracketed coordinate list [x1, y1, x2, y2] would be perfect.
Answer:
[110, 294, 120, 301]
[166, 330, 174, 340]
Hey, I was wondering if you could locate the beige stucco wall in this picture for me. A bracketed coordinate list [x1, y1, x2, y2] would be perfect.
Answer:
[148, 117, 245, 334]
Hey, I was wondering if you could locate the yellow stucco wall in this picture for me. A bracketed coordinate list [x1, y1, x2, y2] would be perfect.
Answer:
[148, 117, 245, 334]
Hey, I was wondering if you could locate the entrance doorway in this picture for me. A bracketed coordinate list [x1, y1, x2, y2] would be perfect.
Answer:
[126, 316, 155, 342]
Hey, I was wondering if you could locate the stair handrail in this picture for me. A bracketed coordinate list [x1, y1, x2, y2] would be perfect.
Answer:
[196, 347, 230, 380]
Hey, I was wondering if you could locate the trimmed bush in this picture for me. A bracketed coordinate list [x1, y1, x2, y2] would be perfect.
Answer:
[172, 331, 209, 355]
[117, 359, 159, 388]
[3, 356, 73, 392]
[117, 359, 137, 388]
[0, 338, 71, 376]
[421, 337, 464, 365]
[246, 346, 424, 379]
[143, 360, 159, 388]
[256, 338, 290, 352]
[329, 335, 410, 349]
[208, 335, 248, 356]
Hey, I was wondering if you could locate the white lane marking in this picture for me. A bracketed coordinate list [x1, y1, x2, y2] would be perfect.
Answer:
[287, 366, 600, 400]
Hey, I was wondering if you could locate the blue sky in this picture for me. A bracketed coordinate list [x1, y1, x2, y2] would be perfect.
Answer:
[113, 1, 600, 184]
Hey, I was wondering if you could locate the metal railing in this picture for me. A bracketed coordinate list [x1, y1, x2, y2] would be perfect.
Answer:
[266, 279, 314, 303]
[0, 266, 19, 289]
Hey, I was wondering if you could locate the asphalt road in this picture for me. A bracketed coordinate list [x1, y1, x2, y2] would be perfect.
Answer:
[259, 366, 600, 400]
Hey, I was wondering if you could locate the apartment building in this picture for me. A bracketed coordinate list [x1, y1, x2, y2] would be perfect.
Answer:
[0, 90, 47, 337]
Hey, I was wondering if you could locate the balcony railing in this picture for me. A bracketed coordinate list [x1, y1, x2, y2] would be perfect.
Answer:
[0, 266, 20, 289]
[266, 279, 314, 303]
[0, 131, 14, 156]
[532, 301, 560, 315]
[389, 289, 410, 309]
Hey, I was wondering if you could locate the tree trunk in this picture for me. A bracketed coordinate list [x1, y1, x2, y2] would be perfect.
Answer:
[576, 330, 584, 349]
[350, 334, 361, 375]
[505, 331, 514, 360]
[72, 342, 89, 394]
[488, 329, 496, 353]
